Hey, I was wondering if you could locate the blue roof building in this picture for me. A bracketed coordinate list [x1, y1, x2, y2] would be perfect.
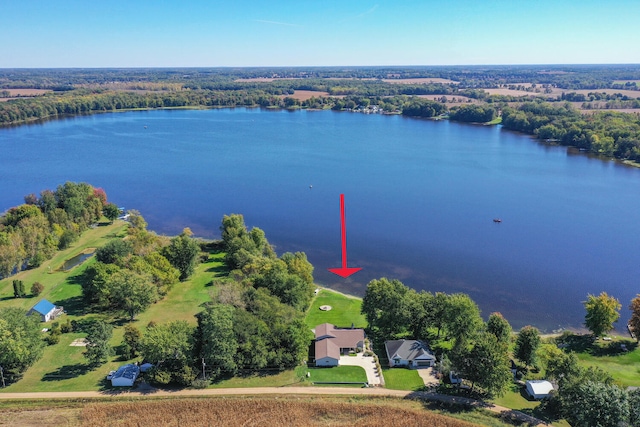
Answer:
[28, 299, 61, 322]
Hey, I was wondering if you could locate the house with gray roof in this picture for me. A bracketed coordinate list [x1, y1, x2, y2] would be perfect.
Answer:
[28, 299, 63, 322]
[314, 323, 365, 367]
[385, 339, 436, 368]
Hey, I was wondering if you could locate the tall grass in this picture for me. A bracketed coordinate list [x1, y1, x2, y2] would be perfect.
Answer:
[82, 397, 480, 427]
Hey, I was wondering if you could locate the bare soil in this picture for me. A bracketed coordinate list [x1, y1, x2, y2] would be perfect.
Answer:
[382, 78, 459, 84]
[2, 89, 52, 96]
[280, 90, 331, 101]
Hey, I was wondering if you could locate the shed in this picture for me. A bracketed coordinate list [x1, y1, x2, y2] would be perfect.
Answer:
[525, 380, 554, 399]
[28, 299, 61, 322]
[111, 364, 140, 387]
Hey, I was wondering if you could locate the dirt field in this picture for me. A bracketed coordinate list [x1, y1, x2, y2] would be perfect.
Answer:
[382, 78, 458, 84]
[481, 88, 541, 97]
[280, 90, 331, 101]
[416, 94, 477, 105]
[481, 86, 640, 99]
[1, 89, 52, 96]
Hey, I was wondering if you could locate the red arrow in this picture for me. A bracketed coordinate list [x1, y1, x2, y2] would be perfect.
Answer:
[328, 194, 362, 278]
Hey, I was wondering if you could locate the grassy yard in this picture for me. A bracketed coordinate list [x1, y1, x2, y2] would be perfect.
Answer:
[576, 342, 640, 387]
[210, 366, 308, 388]
[0, 220, 128, 311]
[381, 368, 424, 391]
[0, 233, 225, 393]
[491, 383, 538, 411]
[305, 366, 367, 385]
[305, 288, 366, 329]
[2, 332, 119, 392]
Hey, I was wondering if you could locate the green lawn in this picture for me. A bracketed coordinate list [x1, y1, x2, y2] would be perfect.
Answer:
[0, 236, 225, 393]
[305, 288, 366, 329]
[210, 366, 308, 388]
[2, 332, 119, 392]
[491, 383, 538, 411]
[577, 345, 640, 387]
[0, 221, 128, 312]
[382, 368, 425, 391]
[305, 366, 367, 384]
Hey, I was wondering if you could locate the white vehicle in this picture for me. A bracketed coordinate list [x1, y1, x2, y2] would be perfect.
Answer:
[106, 370, 116, 380]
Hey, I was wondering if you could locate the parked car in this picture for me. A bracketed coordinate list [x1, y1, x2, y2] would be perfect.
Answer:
[106, 370, 116, 380]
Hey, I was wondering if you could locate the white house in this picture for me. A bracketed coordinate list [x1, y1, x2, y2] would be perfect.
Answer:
[385, 339, 436, 368]
[525, 380, 554, 399]
[111, 364, 140, 387]
[28, 299, 62, 322]
[314, 323, 365, 367]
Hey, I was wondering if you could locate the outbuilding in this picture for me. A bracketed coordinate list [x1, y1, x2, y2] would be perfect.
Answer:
[111, 364, 140, 387]
[525, 380, 554, 399]
[28, 299, 62, 322]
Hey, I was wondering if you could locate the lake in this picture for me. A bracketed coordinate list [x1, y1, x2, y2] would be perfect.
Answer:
[1, 108, 639, 331]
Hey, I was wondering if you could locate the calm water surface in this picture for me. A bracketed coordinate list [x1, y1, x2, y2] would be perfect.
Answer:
[2, 108, 639, 331]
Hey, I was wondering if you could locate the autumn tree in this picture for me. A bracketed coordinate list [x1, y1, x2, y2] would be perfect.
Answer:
[584, 292, 621, 337]
[629, 294, 640, 341]
[30, 282, 44, 296]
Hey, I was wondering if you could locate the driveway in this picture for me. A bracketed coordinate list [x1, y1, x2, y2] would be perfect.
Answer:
[339, 354, 382, 386]
[416, 367, 439, 389]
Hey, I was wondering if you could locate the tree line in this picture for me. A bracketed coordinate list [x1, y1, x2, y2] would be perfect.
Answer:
[501, 101, 640, 160]
[103, 213, 313, 386]
[0, 182, 120, 278]
[360, 277, 640, 425]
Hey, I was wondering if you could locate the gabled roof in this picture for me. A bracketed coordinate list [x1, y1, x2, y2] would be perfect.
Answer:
[31, 299, 56, 315]
[314, 323, 365, 362]
[385, 339, 436, 362]
[315, 336, 340, 361]
[315, 323, 364, 349]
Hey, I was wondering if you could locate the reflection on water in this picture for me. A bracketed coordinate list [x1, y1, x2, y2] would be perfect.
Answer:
[60, 251, 95, 271]
[2, 108, 640, 331]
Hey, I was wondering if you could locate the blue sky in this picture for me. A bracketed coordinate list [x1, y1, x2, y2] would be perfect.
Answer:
[2, 0, 638, 67]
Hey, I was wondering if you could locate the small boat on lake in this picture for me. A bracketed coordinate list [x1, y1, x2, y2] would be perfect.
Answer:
[493, 218, 502, 223]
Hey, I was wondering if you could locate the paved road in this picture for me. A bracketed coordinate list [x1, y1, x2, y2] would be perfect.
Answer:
[0, 387, 548, 425]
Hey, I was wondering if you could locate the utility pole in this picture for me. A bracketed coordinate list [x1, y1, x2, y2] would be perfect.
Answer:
[201, 358, 206, 380]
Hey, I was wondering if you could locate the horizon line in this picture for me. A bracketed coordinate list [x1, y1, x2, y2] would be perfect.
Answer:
[1, 63, 640, 70]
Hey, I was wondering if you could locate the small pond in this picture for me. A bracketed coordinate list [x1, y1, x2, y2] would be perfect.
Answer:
[60, 250, 95, 271]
